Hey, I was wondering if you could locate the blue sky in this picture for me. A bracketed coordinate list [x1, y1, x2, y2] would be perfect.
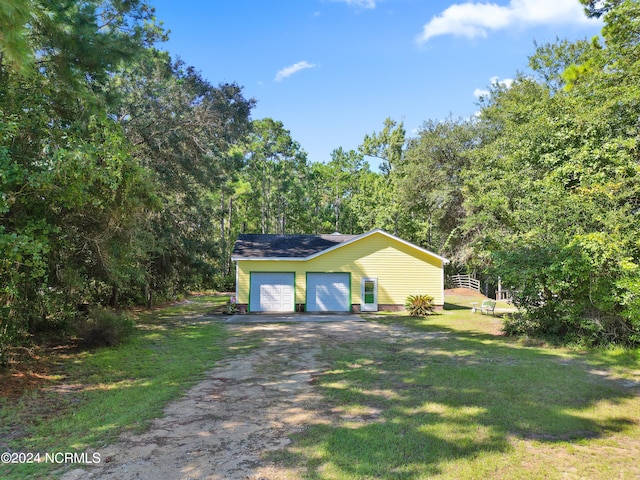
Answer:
[150, 0, 602, 166]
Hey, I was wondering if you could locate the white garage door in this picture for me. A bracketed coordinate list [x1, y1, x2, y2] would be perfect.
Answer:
[250, 272, 295, 312]
[306, 273, 350, 312]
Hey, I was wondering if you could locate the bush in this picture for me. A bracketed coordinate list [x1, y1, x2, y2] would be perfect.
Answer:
[405, 294, 435, 316]
[75, 307, 135, 347]
[0, 307, 25, 367]
[494, 234, 640, 347]
[214, 274, 236, 293]
[502, 312, 540, 338]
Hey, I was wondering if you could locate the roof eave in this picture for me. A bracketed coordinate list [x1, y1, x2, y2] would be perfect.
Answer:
[231, 256, 307, 261]
[304, 228, 450, 263]
[232, 228, 450, 264]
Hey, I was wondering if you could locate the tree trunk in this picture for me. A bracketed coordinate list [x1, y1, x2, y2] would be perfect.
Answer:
[266, 173, 271, 233]
[220, 189, 226, 274]
[281, 199, 286, 234]
[144, 283, 153, 309]
[110, 285, 119, 308]
[227, 196, 233, 275]
[334, 176, 339, 232]
[261, 168, 268, 234]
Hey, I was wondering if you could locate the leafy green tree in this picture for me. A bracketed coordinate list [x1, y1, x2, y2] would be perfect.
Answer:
[306, 162, 336, 233]
[359, 118, 408, 235]
[361, 118, 406, 175]
[0, 0, 164, 359]
[528, 38, 594, 92]
[350, 171, 399, 233]
[0, 0, 34, 74]
[463, 1, 640, 344]
[579, 0, 624, 18]
[323, 148, 368, 233]
[401, 117, 477, 255]
[242, 118, 308, 234]
[114, 51, 255, 301]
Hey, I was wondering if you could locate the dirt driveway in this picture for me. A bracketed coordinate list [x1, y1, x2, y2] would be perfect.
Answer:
[61, 319, 415, 480]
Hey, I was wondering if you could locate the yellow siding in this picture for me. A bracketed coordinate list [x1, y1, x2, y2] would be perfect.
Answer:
[236, 231, 444, 308]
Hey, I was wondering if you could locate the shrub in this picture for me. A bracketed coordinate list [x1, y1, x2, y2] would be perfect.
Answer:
[0, 307, 25, 367]
[405, 294, 435, 316]
[214, 274, 236, 293]
[495, 234, 640, 347]
[75, 307, 135, 347]
[502, 312, 539, 337]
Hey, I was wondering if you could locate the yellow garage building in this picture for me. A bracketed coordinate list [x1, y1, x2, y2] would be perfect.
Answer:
[231, 229, 449, 313]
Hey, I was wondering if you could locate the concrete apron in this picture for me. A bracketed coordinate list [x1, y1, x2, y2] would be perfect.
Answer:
[225, 313, 365, 323]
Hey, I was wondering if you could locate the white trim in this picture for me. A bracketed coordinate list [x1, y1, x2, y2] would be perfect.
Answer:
[232, 229, 450, 264]
[235, 261, 239, 303]
[231, 256, 308, 262]
[361, 277, 378, 312]
[441, 264, 445, 305]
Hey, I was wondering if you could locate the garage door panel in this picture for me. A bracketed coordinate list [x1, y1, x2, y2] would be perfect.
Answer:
[250, 272, 295, 312]
[307, 273, 350, 312]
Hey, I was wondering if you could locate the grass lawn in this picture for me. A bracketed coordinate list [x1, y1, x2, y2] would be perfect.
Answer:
[0, 294, 236, 479]
[1, 292, 638, 479]
[271, 294, 640, 479]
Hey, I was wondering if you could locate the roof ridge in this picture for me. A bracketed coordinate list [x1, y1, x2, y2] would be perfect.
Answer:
[232, 232, 357, 258]
[236, 233, 357, 236]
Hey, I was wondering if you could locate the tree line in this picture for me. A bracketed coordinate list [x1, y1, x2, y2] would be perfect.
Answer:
[1, 0, 639, 359]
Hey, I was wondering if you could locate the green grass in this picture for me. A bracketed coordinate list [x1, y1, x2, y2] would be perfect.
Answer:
[270, 296, 640, 479]
[0, 294, 236, 479]
[2, 293, 638, 479]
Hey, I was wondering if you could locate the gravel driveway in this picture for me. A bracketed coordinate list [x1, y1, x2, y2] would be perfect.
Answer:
[61, 319, 408, 480]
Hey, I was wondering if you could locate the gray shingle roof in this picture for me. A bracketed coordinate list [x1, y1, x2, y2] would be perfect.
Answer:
[232, 233, 357, 258]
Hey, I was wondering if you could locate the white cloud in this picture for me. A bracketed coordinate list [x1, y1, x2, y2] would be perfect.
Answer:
[417, 0, 599, 44]
[491, 76, 513, 88]
[332, 0, 377, 9]
[274, 61, 317, 82]
[474, 76, 514, 98]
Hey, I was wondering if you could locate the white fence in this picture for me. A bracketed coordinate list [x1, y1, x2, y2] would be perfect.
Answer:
[449, 274, 480, 292]
[495, 276, 512, 302]
[495, 289, 512, 301]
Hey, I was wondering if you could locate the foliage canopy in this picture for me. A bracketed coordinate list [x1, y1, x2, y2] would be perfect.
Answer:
[1, 0, 639, 357]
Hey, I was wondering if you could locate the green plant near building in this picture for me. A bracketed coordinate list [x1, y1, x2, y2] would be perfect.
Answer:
[405, 294, 435, 316]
